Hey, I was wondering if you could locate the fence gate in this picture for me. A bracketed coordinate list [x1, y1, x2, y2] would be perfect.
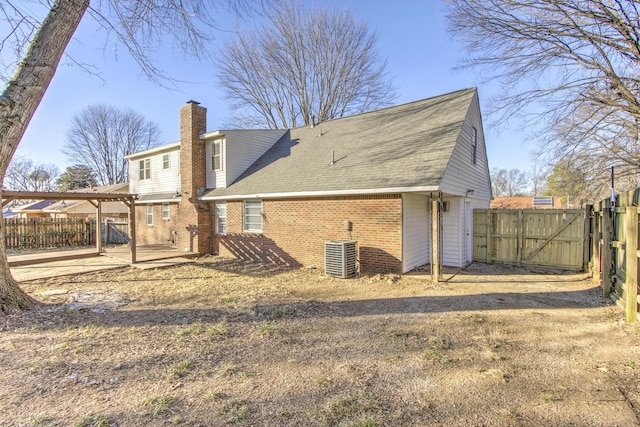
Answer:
[590, 189, 639, 323]
[473, 209, 587, 271]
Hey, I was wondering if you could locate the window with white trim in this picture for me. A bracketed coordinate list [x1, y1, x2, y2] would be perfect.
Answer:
[216, 201, 227, 234]
[162, 154, 170, 170]
[243, 200, 262, 232]
[146, 204, 153, 226]
[212, 140, 222, 171]
[471, 127, 478, 165]
[162, 203, 170, 220]
[139, 158, 151, 180]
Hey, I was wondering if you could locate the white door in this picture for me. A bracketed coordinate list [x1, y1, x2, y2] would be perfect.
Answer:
[465, 201, 473, 263]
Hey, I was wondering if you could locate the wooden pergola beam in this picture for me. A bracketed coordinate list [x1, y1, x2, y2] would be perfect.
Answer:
[2, 190, 139, 264]
[2, 191, 135, 202]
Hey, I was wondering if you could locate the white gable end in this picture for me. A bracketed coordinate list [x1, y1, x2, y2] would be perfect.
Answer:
[205, 130, 287, 189]
[439, 92, 492, 200]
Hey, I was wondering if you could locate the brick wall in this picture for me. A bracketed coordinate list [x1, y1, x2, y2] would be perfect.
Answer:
[176, 101, 212, 253]
[214, 195, 403, 274]
[135, 203, 179, 246]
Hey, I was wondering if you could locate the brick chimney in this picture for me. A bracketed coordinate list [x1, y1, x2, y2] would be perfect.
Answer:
[176, 101, 211, 253]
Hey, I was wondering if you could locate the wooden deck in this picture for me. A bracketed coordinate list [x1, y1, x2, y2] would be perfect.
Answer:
[8, 248, 99, 267]
[103, 244, 198, 263]
[8, 245, 200, 281]
[8, 244, 198, 267]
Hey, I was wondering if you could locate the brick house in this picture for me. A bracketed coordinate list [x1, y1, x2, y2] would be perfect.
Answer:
[127, 88, 492, 274]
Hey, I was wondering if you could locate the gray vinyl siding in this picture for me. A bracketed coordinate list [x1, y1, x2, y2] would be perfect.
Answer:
[441, 196, 489, 267]
[441, 196, 462, 267]
[402, 193, 431, 273]
[403, 194, 483, 270]
[206, 139, 226, 189]
[206, 130, 286, 189]
[439, 92, 492, 200]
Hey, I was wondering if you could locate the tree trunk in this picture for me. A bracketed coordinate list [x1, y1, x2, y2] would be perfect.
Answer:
[0, 0, 89, 313]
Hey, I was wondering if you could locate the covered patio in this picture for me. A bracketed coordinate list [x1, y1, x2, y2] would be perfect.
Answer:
[3, 190, 138, 262]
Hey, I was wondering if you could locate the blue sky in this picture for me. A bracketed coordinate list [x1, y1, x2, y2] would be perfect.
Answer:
[14, 0, 531, 174]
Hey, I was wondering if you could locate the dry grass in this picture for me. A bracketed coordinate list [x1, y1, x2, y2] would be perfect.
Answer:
[2, 258, 640, 426]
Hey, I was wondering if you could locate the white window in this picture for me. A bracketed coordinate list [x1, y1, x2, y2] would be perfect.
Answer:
[162, 203, 170, 220]
[212, 140, 222, 171]
[471, 127, 478, 165]
[243, 200, 262, 232]
[139, 158, 151, 180]
[216, 201, 227, 234]
[162, 154, 170, 170]
[146, 204, 153, 226]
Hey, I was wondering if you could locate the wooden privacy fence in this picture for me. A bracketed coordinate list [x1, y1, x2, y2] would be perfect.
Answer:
[473, 209, 587, 271]
[103, 220, 130, 245]
[589, 188, 639, 323]
[4, 217, 130, 251]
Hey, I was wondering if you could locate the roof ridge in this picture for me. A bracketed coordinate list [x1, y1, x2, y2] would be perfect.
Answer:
[290, 87, 477, 130]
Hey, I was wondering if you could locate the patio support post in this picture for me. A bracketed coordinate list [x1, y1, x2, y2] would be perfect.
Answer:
[96, 200, 103, 254]
[128, 196, 136, 264]
[431, 193, 441, 282]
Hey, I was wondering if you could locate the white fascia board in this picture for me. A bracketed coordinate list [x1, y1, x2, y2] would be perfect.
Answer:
[134, 199, 181, 204]
[200, 131, 225, 140]
[125, 142, 181, 159]
[200, 185, 440, 201]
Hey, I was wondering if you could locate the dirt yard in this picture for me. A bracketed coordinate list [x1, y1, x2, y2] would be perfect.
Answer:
[2, 258, 640, 426]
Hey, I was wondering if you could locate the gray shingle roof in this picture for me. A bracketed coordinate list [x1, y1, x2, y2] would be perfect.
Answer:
[202, 88, 476, 199]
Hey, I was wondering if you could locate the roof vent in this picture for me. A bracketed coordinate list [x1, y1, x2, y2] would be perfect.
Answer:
[533, 196, 554, 207]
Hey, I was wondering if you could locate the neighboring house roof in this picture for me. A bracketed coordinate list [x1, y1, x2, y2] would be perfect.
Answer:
[44, 183, 130, 213]
[491, 196, 563, 209]
[12, 199, 58, 212]
[66, 183, 129, 194]
[202, 88, 477, 200]
[3, 208, 17, 218]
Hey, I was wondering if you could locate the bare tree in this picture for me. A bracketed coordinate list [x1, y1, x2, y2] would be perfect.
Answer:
[217, 1, 396, 129]
[4, 157, 59, 192]
[446, 0, 640, 194]
[64, 105, 160, 185]
[0, 0, 266, 311]
[529, 164, 548, 197]
[491, 167, 529, 197]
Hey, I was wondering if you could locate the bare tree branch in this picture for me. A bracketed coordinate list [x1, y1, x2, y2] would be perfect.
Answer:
[217, 1, 396, 129]
[490, 167, 529, 197]
[446, 0, 640, 199]
[64, 104, 160, 186]
[4, 156, 59, 192]
[0, 0, 268, 311]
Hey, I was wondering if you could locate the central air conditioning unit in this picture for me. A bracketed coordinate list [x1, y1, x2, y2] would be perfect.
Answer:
[324, 240, 357, 278]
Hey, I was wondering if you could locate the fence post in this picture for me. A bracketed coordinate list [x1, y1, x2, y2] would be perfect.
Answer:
[602, 199, 613, 298]
[592, 205, 601, 284]
[485, 209, 492, 264]
[516, 210, 524, 267]
[583, 205, 592, 272]
[625, 207, 638, 323]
